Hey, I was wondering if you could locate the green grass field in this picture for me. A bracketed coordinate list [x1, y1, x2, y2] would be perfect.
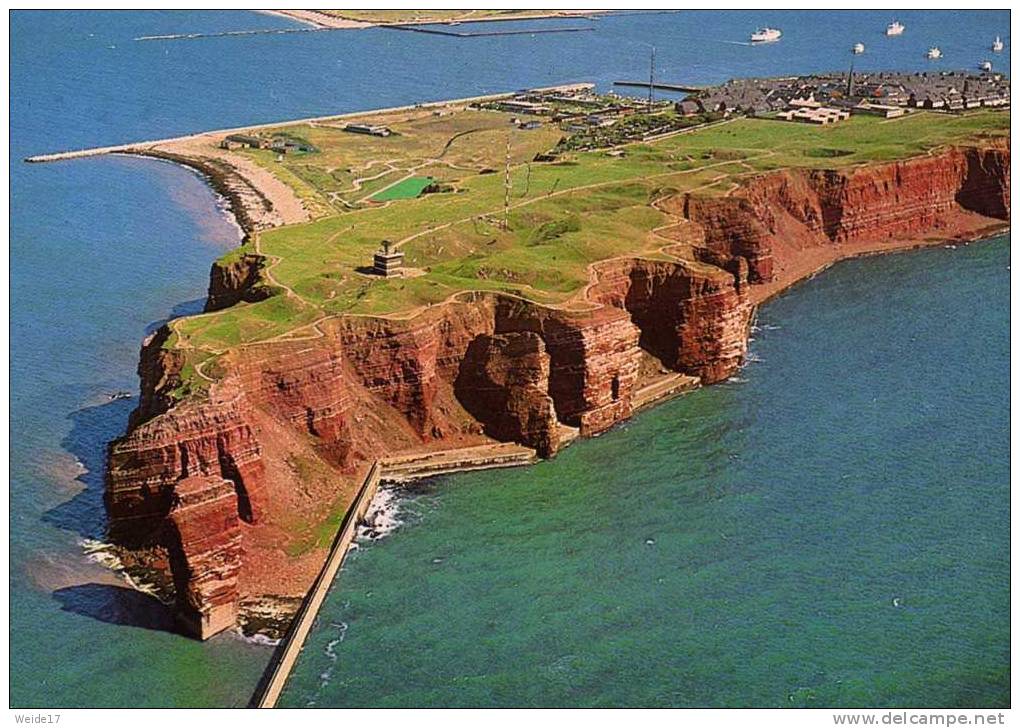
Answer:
[372, 176, 435, 201]
[169, 107, 1008, 395]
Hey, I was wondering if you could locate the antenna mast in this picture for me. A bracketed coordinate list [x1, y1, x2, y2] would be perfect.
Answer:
[503, 133, 512, 230]
[648, 45, 656, 111]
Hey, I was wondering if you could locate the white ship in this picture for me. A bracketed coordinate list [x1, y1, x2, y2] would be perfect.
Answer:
[750, 27, 782, 43]
[980, 60, 993, 71]
[852, 42, 865, 54]
[926, 46, 942, 60]
[992, 36, 1003, 52]
[886, 21, 905, 36]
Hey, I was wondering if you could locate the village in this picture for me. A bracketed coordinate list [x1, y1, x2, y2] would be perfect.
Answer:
[687, 70, 1011, 124]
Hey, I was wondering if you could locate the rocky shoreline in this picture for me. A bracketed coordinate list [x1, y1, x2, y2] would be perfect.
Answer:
[103, 139, 1009, 640]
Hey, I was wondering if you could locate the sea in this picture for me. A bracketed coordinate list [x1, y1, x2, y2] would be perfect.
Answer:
[9, 9, 1010, 708]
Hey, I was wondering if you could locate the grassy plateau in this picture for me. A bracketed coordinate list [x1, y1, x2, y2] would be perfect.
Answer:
[166, 100, 1008, 395]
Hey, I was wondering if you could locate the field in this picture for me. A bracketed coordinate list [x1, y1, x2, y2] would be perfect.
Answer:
[170, 106, 1008, 392]
[372, 176, 436, 202]
[234, 107, 564, 214]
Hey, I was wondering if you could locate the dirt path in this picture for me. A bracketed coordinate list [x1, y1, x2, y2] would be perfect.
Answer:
[395, 149, 771, 248]
[178, 151, 777, 378]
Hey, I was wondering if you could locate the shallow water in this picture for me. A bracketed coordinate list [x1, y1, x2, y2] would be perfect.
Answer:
[281, 238, 1010, 708]
[10, 9, 1010, 707]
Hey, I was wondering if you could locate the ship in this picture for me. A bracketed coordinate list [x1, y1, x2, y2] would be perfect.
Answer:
[992, 36, 1004, 52]
[750, 27, 782, 43]
[853, 42, 865, 54]
[926, 46, 942, 60]
[886, 21, 905, 36]
[981, 60, 993, 72]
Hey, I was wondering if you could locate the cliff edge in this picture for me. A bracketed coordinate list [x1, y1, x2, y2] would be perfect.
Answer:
[105, 142, 1009, 639]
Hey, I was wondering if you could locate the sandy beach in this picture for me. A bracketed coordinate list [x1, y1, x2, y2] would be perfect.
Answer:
[263, 9, 610, 29]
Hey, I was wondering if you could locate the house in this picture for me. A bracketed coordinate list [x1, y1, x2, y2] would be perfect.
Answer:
[270, 137, 317, 154]
[675, 99, 701, 117]
[851, 102, 906, 118]
[495, 100, 552, 116]
[222, 133, 267, 150]
[789, 96, 821, 109]
[345, 123, 393, 137]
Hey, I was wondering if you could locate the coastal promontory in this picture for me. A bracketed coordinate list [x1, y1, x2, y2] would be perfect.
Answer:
[91, 76, 1010, 639]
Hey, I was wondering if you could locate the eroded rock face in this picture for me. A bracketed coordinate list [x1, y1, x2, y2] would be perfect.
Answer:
[494, 298, 642, 436]
[957, 145, 1010, 219]
[166, 475, 242, 640]
[589, 258, 751, 385]
[455, 332, 560, 457]
[105, 143, 1010, 638]
[205, 252, 273, 312]
[669, 143, 1012, 287]
[679, 195, 776, 283]
[106, 381, 265, 545]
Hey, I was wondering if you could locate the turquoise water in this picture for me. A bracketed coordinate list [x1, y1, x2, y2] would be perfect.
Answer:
[281, 238, 1010, 708]
[10, 9, 1009, 708]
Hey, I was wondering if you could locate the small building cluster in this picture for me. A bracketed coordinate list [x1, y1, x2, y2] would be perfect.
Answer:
[475, 85, 658, 130]
[686, 70, 1010, 119]
[220, 133, 317, 154]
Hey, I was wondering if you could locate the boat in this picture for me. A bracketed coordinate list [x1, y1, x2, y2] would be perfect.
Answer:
[108, 391, 132, 401]
[980, 60, 993, 71]
[852, 42, 865, 54]
[886, 21, 905, 36]
[750, 27, 782, 43]
[992, 35, 1003, 52]
[926, 46, 942, 60]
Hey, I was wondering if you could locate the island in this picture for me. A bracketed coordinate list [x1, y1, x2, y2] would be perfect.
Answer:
[55, 73, 1007, 642]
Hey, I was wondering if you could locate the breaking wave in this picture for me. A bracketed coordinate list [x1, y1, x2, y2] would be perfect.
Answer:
[356, 486, 403, 541]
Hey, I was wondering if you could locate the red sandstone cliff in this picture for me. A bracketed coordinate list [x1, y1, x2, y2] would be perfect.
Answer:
[106, 143, 1009, 639]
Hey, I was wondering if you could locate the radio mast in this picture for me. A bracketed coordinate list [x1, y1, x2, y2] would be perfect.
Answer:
[503, 133, 512, 230]
[648, 45, 656, 111]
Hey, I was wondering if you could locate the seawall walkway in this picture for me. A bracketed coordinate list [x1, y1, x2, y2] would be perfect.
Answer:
[252, 443, 536, 708]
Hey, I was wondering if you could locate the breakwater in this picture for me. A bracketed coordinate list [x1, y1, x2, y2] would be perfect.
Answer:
[252, 443, 537, 708]
[23, 83, 595, 164]
[135, 27, 329, 42]
[387, 25, 595, 38]
[613, 80, 705, 93]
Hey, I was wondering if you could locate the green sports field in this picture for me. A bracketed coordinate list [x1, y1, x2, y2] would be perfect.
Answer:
[372, 176, 435, 202]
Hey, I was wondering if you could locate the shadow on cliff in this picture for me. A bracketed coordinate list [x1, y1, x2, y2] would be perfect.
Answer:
[42, 398, 136, 541]
[52, 583, 175, 632]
